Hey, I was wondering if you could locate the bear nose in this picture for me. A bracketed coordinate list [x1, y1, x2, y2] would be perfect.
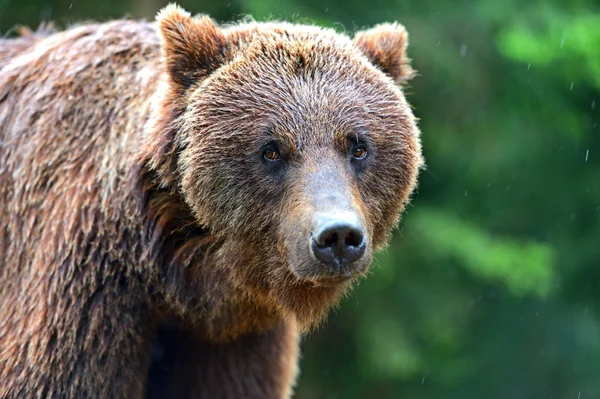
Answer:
[311, 212, 366, 267]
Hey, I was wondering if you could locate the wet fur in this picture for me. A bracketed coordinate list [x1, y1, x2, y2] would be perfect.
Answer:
[0, 5, 422, 398]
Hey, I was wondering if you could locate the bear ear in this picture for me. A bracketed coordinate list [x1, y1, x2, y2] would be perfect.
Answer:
[156, 4, 226, 90]
[353, 23, 415, 84]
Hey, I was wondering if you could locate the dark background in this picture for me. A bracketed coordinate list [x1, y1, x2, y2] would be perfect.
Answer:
[2, 0, 599, 398]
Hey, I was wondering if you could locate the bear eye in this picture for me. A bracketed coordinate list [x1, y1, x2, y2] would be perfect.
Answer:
[263, 146, 281, 161]
[351, 144, 368, 160]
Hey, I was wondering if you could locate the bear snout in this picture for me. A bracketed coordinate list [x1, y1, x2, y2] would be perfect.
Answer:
[282, 160, 374, 284]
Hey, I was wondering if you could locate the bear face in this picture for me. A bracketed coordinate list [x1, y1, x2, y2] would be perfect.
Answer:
[144, 5, 423, 331]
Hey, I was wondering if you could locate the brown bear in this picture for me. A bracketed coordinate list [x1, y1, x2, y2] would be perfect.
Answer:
[0, 4, 423, 398]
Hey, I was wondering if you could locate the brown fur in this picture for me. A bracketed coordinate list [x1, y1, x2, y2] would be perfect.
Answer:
[0, 4, 423, 398]
[0, 24, 54, 69]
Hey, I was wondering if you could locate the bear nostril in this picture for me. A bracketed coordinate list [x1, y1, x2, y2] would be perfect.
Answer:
[322, 232, 338, 248]
[344, 230, 363, 248]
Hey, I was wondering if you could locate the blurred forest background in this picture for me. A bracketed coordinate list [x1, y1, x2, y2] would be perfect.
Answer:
[1, 0, 599, 398]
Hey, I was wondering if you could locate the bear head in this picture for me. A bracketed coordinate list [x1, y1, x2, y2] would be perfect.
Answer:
[143, 4, 423, 333]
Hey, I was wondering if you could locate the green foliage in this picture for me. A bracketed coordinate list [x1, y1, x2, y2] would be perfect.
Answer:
[412, 208, 556, 297]
[498, 11, 600, 89]
[2, 0, 599, 397]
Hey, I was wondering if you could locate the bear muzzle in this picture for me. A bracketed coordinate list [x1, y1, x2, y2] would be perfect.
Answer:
[283, 158, 373, 285]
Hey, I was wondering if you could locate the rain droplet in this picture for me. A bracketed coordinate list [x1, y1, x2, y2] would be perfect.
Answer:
[592, 100, 596, 110]
[460, 44, 467, 57]
[560, 33, 565, 48]
[464, 190, 468, 196]
[578, 392, 581, 399]
[422, 376, 426, 384]
[69, 3, 73, 8]
[437, 41, 441, 46]
[527, 63, 531, 70]
[586, 149, 589, 162]
[570, 82, 574, 90]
